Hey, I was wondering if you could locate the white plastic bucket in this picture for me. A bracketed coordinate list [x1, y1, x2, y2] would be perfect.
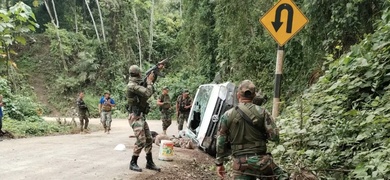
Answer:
[158, 140, 174, 161]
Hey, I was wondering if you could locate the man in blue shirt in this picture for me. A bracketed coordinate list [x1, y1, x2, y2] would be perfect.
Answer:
[0, 94, 4, 135]
[99, 92, 116, 134]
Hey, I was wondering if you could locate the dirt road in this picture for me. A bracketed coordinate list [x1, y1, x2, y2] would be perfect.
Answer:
[0, 118, 203, 180]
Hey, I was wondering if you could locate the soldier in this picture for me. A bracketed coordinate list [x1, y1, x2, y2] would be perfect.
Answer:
[175, 89, 192, 133]
[127, 65, 160, 172]
[156, 86, 172, 135]
[76, 92, 89, 133]
[99, 92, 116, 134]
[215, 80, 288, 180]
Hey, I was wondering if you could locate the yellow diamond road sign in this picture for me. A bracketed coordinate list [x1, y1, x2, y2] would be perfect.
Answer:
[260, 0, 308, 46]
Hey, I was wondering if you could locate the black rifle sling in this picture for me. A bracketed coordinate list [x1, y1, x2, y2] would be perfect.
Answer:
[235, 105, 257, 129]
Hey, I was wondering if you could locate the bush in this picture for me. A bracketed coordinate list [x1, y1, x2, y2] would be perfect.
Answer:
[2, 118, 72, 137]
[274, 9, 390, 179]
[0, 77, 43, 121]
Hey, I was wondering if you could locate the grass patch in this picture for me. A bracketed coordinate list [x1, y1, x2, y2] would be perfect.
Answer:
[2, 118, 101, 138]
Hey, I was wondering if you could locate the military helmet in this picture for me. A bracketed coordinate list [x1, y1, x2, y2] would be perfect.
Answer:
[129, 65, 141, 74]
[238, 80, 256, 98]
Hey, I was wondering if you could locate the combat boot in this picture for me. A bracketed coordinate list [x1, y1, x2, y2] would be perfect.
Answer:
[129, 155, 142, 172]
[145, 153, 161, 172]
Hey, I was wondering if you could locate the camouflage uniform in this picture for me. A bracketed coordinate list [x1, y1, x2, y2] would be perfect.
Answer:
[129, 115, 153, 155]
[158, 93, 172, 131]
[127, 65, 160, 172]
[215, 80, 288, 180]
[176, 93, 192, 131]
[76, 97, 89, 132]
[127, 76, 154, 156]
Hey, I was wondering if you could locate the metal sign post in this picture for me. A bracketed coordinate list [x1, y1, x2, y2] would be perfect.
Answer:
[259, 0, 308, 118]
[272, 46, 285, 119]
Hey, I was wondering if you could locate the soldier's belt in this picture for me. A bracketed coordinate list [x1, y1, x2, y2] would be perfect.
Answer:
[231, 141, 265, 151]
[234, 152, 266, 158]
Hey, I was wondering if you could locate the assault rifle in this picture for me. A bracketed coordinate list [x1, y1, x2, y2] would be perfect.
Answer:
[142, 56, 174, 87]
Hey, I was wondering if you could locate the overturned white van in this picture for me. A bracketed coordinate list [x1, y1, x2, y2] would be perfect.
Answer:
[184, 82, 237, 156]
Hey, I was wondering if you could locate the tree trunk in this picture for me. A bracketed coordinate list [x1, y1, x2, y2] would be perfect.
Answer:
[44, 0, 68, 72]
[148, 0, 155, 62]
[51, 0, 59, 27]
[180, 0, 182, 17]
[74, 11, 78, 33]
[82, 0, 86, 34]
[95, 0, 106, 42]
[5, 45, 9, 83]
[132, 6, 142, 69]
[74, 0, 78, 33]
[84, 0, 101, 43]
[44, 0, 54, 21]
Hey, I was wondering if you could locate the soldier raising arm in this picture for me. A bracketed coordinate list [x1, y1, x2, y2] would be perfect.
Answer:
[127, 65, 161, 173]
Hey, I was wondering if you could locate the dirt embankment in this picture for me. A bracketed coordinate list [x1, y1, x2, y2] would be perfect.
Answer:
[136, 148, 218, 180]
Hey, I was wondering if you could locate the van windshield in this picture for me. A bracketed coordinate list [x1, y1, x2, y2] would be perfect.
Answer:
[190, 85, 214, 132]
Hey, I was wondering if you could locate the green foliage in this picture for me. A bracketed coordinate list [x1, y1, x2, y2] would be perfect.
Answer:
[147, 68, 207, 120]
[2, 118, 73, 137]
[0, 2, 38, 91]
[0, 77, 43, 121]
[14, 0, 184, 115]
[275, 8, 390, 179]
[0, 2, 38, 46]
[300, 0, 385, 54]
[176, 0, 389, 108]
[81, 93, 99, 117]
[177, 0, 218, 82]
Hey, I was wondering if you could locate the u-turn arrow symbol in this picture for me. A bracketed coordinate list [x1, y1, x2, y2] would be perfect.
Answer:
[272, 3, 294, 33]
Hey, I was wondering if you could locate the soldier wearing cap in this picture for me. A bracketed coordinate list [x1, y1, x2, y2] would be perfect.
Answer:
[76, 91, 89, 133]
[176, 89, 192, 133]
[215, 80, 288, 180]
[126, 65, 160, 172]
[157, 86, 172, 135]
[99, 91, 116, 134]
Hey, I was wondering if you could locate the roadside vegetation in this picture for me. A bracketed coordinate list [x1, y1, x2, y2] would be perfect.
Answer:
[275, 8, 390, 179]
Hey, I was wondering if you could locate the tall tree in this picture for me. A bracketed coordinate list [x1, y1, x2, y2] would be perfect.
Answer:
[132, 5, 142, 69]
[95, 0, 105, 42]
[148, 0, 155, 62]
[84, 0, 100, 43]
[44, 0, 67, 71]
